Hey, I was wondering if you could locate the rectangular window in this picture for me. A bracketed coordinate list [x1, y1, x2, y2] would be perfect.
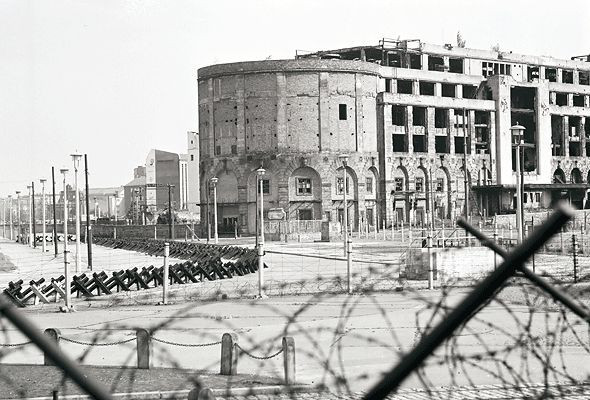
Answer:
[339, 104, 347, 120]
[419, 81, 435, 96]
[366, 208, 374, 226]
[296, 178, 312, 195]
[535, 193, 541, 203]
[385, 79, 391, 92]
[365, 177, 373, 193]
[435, 109, 447, 128]
[298, 209, 313, 220]
[416, 177, 424, 192]
[215, 145, 221, 155]
[190, 154, 194, 161]
[392, 105, 405, 126]
[231, 145, 237, 154]
[394, 177, 404, 192]
[336, 177, 350, 195]
[436, 178, 445, 192]
[261, 179, 270, 194]
[397, 79, 413, 94]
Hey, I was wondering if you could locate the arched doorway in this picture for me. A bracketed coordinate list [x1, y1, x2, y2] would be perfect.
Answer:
[213, 170, 239, 234]
[289, 166, 322, 221]
[571, 168, 583, 183]
[392, 166, 408, 225]
[334, 165, 358, 229]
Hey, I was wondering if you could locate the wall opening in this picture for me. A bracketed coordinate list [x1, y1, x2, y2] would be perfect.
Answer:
[413, 135, 427, 153]
[409, 53, 422, 69]
[580, 71, 590, 86]
[569, 115, 582, 156]
[474, 111, 490, 155]
[545, 68, 557, 82]
[511, 111, 537, 172]
[454, 137, 466, 154]
[562, 69, 574, 84]
[413, 106, 426, 126]
[435, 108, 447, 128]
[551, 115, 564, 156]
[428, 55, 444, 71]
[392, 105, 405, 126]
[556, 93, 568, 106]
[442, 83, 456, 98]
[339, 104, 347, 120]
[392, 134, 406, 152]
[397, 79, 413, 94]
[463, 85, 477, 99]
[385, 79, 391, 93]
[527, 66, 540, 82]
[511, 86, 535, 110]
[419, 81, 435, 96]
[435, 136, 449, 153]
[573, 94, 584, 107]
[449, 58, 464, 73]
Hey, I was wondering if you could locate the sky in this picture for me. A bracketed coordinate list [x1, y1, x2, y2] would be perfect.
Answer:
[1, 0, 589, 196]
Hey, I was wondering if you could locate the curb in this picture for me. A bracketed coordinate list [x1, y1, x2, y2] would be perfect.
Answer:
[20, 384, 317, 400]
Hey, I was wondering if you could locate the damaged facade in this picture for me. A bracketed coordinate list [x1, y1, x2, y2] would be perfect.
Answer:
[197, 39, 590, 234]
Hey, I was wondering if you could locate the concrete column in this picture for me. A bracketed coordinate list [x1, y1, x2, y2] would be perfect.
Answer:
[448, 109, 455, 154]
[434, 83, 442, 97]
[43, 328, 61, 366]
[573, 70, 580, 85]
[235, 76, 246, 153]
[426, 107, 436, 154]
[282, 337, 296, 385]
[355, 74, 363, 152]
[456, 85, 463, 99]
[581, 119, 587, 157]
[539, 66, 546, 81]
[550, 92, 557, 105]
[220, 333, 239, 375]
[421, 54, 429, 71]
[585, 96, 590, 108]
[564, 116, 570, 157]
[405, 106, 414, 153]
[412, 80, 420, 95]
[276, 73, 287, 152]
[443, 56, 450, 71]
[390, 79, 398, 93]
[319, 72, 331, 152]
[136, 328, 151, 369]
[556, 68, 563, 83]
[469, 110, 476, 155]
[567, 94, 574, 107]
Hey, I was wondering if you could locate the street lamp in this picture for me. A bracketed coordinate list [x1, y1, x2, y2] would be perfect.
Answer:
[338, 154, 349, 256]
[256, 167, 266, 245]
[40, 179, 47, 252]
[71, 152, 83, 273]
[511, 124, 526, 243]
[15, 191, 21, 243]
[60, 168, 72, 310]
[27, 185, 33, 247]
[210, 177, 219, 244]
[255, 166, 266, 298]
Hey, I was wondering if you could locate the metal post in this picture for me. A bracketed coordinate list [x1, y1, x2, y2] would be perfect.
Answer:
[493, 223, 498, 270]
[257, 242, 265, 298]
[32, 182, 36, 248]
[347, 239, 353, 294]
[342, 162, 348, 256]
[61, 169, 71, 310]
[163, 242, 169, 305]
[462, 108, 469, 222]
[427, 233, 433, 289]
[572, 233, 578, 283]
[515, 141, 523, 243]
[16, 191, 21, 243]
[52, 167, 58, 256]
[40, 180, 47, 252]
[168, 185, 172, 240]
[259, 174, 265, 245]
[212, 178, 218, 244]
[71, 154, 82, 273]
[84, 155, 92, 270]
[27, 186, 32, 246]
[8, 196, 12, 241]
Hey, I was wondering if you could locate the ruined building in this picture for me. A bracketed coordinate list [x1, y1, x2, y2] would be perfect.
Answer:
[197, 39, 590, 234]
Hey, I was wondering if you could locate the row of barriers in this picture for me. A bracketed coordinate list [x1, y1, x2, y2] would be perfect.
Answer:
[3, 242, 264, 307]
[1, 329, 296, 385]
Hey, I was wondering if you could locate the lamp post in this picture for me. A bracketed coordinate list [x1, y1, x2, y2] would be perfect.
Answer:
[27, 185, 33, 247]
[40, 179, 47, 252]
[338, 154, 349, 256]
[511, 124, 526, 243]
[7, 195, 12, 241]
[256, 167, 266, 298]
[71, 153, 83, 273]
[60, 168, 72, 310]
[210, 177, 219, 244]
[15, 191, 21, 243]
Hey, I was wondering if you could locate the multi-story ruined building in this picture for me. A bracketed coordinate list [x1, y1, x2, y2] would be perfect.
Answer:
[197, 39, 590, 233]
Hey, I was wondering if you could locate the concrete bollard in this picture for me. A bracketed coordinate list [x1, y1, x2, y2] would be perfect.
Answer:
[44, 328, 61, 366]
[136, 328, 151, 369]
[220, 333, 239, 375]
[113, 227, 117, 239]
[282, 337, 296, 385]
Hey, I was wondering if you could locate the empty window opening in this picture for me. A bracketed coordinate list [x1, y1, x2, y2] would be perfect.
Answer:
[570, 116, 581, 138]
[366, 177, 373, 193]
[511, 87, 535, 110]
[435, 136, 449, 153]
[562, 69, 574, 84]
[442, 84, 456, 98]
[392, 134, 406, 152]
[511, 112, 537, 171]
[413, 135, 427, 153]
[339, 104, 347, 120]
[435, 109, 448, 128]
[545, 68, 557, 82]
[413, 107, 426, 126]
[449, 58, 464, 73]
[387, 52, 402, 67]
[570, 142, 582, 157]
[453, 109, 467, 129]
[556, 93, 568, 106]
[428, 55, 444, 71]
[409, 53, 422, 69]
[392, 105, 405, 126]
[231, 145, 237, 154]
[580, 71, 590, 86]
[261, 179, 270, 194]
[397, 79, 413, 94]
[416, 177, 424, 192]
[215, 145, 221, 155]
[454, 137, 466, 154]
[463, 85, 477, 99]
[385, 79, 392, 93]
[474, 111, 490, 155]
[527, 66, 540, 82]
[573, 95, 584, 107]
[419, 81, 435, 95]
[298, 209, 313, 220]
[296, 178, 312, 195]
[551, 115, 564, 156]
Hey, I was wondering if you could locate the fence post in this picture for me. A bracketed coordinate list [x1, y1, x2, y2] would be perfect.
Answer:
[162, 242, 169, 305]
[136, 328, 151, 369]
[113, 227, 116, 239]
[257, 243, 265, 298]
[580, 226, 585, 255]
[282, 337, 296, 385]
[427, 233, 433, 290]
[382, 220, 386, 241]
[347, 239, 353, 294]
[154, 225, 157, 240]
[220, 333, 239, 375]
[391, 220, 394, 241]
[573, 233, 579, 283]
[43, 328, 61, 366]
